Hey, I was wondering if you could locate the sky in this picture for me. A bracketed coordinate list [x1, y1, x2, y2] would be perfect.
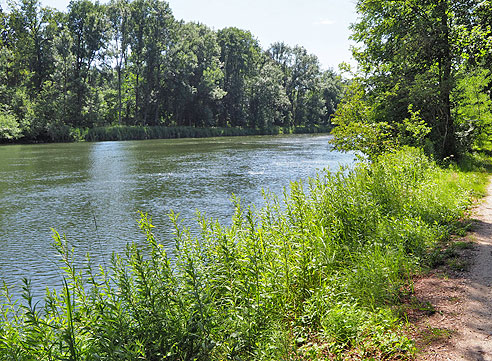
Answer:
[1, 0, 359, 71]
[166, 0, 358, 71]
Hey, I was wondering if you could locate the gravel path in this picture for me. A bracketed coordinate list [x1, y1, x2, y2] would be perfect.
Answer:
[415, 180, 492, 360]
[453, 180, 492, 360]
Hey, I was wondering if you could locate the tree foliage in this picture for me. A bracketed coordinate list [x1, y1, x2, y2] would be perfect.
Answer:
[332, 0, 492, 160]
[0, 0, 343, 142]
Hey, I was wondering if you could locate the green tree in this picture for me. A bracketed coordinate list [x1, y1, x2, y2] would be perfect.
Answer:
[268, 43, 330, 128]
[247, 57, 289, 129]
[0, 107, 22, 141]
[5, 0, 65, 139]
[0, 0, 339, 141]
[127, 0, 146, 123]
[340, 0, 482, 159]
[0, 6, 12, 106]
[67, 0, 107, 127]
[320, 69, 343, 123]
[287, 46, 323, 126]
[52, 14, 75, 126]
[140, 0, 173, 125]
[217, 27, 261, 127]
[127, 0, 174, 125]
[453, 68, 492, 149]
[166, 22, 224, 127]
[8, 0, 57, 93]
[331, 79, 397, 159]
[108, 0, 130, 125]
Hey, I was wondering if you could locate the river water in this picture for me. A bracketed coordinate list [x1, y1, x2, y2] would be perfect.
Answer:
[0, 134, 354, 297]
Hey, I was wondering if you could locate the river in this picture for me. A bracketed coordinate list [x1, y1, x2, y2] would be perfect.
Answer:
[0, 134, 354, 298]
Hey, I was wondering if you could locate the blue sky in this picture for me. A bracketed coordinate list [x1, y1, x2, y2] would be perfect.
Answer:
[166, 0, 358, 70]
[1, 0, 358, 70]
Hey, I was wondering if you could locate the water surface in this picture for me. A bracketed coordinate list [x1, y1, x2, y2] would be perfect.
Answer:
[0, 134, 354, 296]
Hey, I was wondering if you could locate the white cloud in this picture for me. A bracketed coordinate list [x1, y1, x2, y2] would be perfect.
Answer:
[315, 19, 335, 26]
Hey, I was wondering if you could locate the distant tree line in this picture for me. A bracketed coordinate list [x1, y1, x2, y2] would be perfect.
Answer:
[0, 0, 343, 142]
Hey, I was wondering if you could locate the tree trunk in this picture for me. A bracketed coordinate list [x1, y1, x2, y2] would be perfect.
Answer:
[117, 63, 122, 125]
[439, 1, 456, 158]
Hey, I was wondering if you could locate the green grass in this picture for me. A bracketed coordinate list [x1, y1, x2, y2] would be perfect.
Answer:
[84, 125, 332, 142]
[420, 327, 453, 346]
[0, 147, 487, 360]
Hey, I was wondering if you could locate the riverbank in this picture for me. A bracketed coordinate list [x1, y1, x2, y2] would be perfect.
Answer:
[2, 124, 333, 144]
[85, 125, 332, 142]
[0, 147, 487, 360]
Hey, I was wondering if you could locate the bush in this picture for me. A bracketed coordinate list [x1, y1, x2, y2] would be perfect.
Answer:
[0, 109, 22, 141]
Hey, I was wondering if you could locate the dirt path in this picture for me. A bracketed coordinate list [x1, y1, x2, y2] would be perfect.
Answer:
[414, 180, 492, 360]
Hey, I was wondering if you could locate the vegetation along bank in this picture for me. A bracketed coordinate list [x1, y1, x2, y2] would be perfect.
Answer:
[0, 0, 341, 143]
[1, 0, 492, 358]
[0, 147, 488, 359]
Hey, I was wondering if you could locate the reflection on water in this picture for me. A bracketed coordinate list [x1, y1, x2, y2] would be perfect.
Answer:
[0, 134, 354, 297]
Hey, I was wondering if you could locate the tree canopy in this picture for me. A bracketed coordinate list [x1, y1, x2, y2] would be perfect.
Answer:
[332, 0, 492, 160]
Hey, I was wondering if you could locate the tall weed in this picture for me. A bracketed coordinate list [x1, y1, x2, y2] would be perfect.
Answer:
[0, 147, 484, 360]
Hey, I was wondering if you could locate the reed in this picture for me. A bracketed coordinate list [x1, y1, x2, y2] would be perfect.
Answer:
[0, 147, 486, 360]
[84, 125, 332, 142]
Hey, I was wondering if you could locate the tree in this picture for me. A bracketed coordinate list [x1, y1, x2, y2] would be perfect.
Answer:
[0, 0, 339, 142]
[4, 0, 65, 139]
[247, 57, 289, 129]
[166, 22, 224, 127]
[67, 0, 107, 126]
[217, 27, 261, 127]
[337, 0, 482, 159]
[453, 68, 492, 149]
[107, 0, 130, 125]
[140, 0, 173, 125]
[268, 44, 328, 128]
[127, 0, 174, 125]
[8, 0, 57, 93]
[287, 46, 323, 127]
[320, 69, 343, 124]
[0, 6, 12, 105]
[0, 107, 22, 141]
